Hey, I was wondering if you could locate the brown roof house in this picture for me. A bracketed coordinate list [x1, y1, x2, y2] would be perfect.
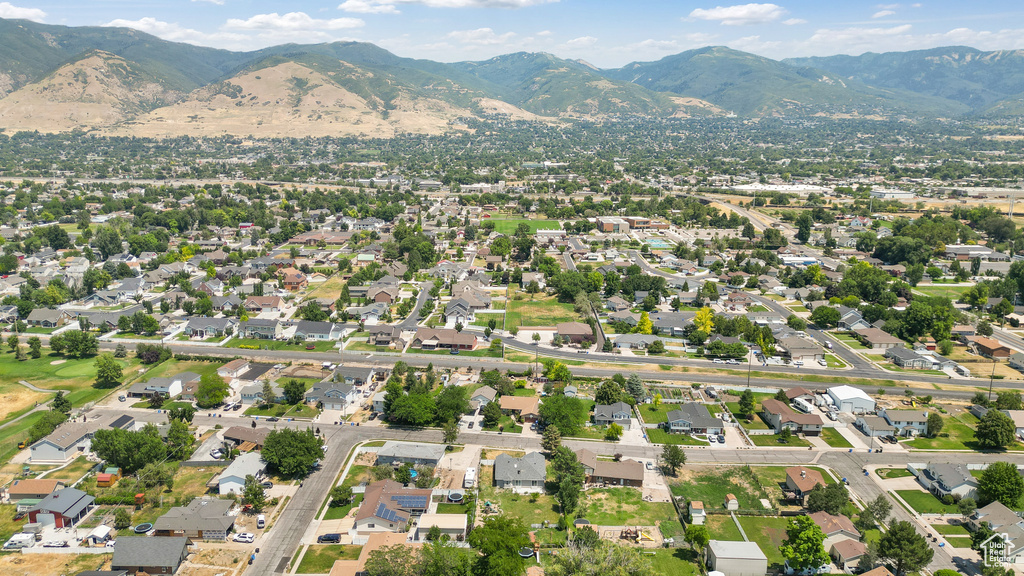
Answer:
[154, 497, 235, 540]
[351, 480, 432, 536]
[410, 328, 477, 351]
[499, 395, 541, 422]
[575, 448, 644, 487]
[556, 321, 593, 344]
[785, 466, 826, 504]
[7, 479, 65, 506]
[853, 328, 905, 350]
[967, 336, 1011, 359]
[761, 399, 823, 436]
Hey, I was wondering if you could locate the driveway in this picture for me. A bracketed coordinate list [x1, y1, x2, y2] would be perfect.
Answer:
[189, 430, 228, 464]
[618, 419, 647, 446]
[641, 463, 671, 503]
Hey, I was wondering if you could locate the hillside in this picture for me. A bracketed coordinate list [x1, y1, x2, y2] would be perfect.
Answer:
[0, 51, 183, 132]
[602, 46, 963, 117]
[114, 57, 474, 139]
[784, 47, 1024, 112]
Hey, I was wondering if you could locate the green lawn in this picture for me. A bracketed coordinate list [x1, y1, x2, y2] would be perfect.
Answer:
[583, 488, 682, 540]
[824, 354, 847, 368]
[482, 414, 523, 434]
[639, 404, 672, 424]
[322, 494, 363, 521]
[297, 545, 363, 573]
[876, 468, 913, 479]
[487, 218, 561, 235]
[436, 502, 470, 514]
[733, 411, 771, 430]
[505, 293, 581, 328]
[737, 515, 794, 568]
[904, 412, 990, 451]
[226, 338, 338, 352]
[705, 514, 743, 540]
[931, 523, 970, 536]
[820, 428, 853, 448]
[894, 490, 960, 514]
[478, 466, 560, 524]
[749, 434, 811, 447]
[834, 333, 869, 350]
[749, 466, 835, 489]
[946, 536, 974, 548]
[913, 285, 972, 299]
[646, 428, 709, 445]
[340, 465, 371, 490]
[647, 548, 700, 576]
[670, 466, 766, 511]
[244, 403, 319, 418]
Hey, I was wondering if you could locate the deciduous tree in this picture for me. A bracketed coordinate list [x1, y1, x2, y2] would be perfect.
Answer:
[780, 515, 829, 573]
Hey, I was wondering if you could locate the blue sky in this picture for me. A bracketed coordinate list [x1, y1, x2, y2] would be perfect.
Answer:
[4, 1, 1024, 66]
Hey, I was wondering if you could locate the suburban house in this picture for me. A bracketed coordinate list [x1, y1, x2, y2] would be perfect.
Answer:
[810, 511, 861, 544]
[217, 359, 250, 379]
[111, 536, 190, 575]
[305, 382, 359, 411]
[613, 334, 662, 350]
[30, 416, 133, 463]
[493, 452, 546, 493]
[877, 408, 929, 436]
[838, 307, 871, 331]
[556, 322, 593, 344]
[967, 336, 1012, 359]
[470, 385, 497, 408]
[351, 480, 432, 535]
[918, 463, 978, 499]
[218, 453, 266, 495]
[827, 385, 876, 413]
[853, 328, 905, 350]
[244, 295, 282, 313]
[238, 318, 283, 340]
[785, 466, 826, 503]
[414, 514, 468, 542]
[283, 270, 307, 291]
[154, 497, 235, 540]
[26, 308, 74, 328]
[855, 416, 896, 438]
[222, 426, 271, 450]
[443, 296, 490, 326]
[593, 402, 633, 430]
[294, 321, 343, 341]
[27, 487, 95, 528]
[830, 539, 869, 572]
[706, 540, 768, 576]
[664, 402, 724, 435]
[333, 366, 379, 387]
[884, 347, 933, 370]
[761, 399, 823, 436]
[575, 449, 644, 487]
[367, 325, 404, 347]
[183, 317, 237, 339]
[126, 372, 200, 400]
[375, 442, 446, 467]
[5, 479, 65, 507]
[499, 395, 540, 422]
[777, 337, 824, 363]
[240, 382, 283, 405]
[410, 328, 477, 351]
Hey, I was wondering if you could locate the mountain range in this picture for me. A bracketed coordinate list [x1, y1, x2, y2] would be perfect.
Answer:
[0, 17, 1022, 138]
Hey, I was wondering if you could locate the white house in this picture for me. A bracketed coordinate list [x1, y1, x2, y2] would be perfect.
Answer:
[305, 382, 359, 411]
[219, 453, 266, 495]
[877, 408, 929, 436]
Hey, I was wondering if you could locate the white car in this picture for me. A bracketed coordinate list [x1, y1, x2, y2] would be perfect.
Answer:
[233, 532, 255, 543]
[210, 449, 224, 459]
[827, 412, 838, 421]
[712, 359, 724, 364]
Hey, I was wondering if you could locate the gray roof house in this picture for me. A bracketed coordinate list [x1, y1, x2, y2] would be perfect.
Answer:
[219, 452, 266, 496]
[594, 402, 633, 430]
[884, 347, 932, 370]
[665, 402, 724, 435]
[494, 451, 546, 493]
[154, 497, 235, 540]
[28, 487, 95, 528]
[305, 382, 358, 411]
[184, 317, 237, 339]
[613, 333, 662, 350]
[919, 463, 978, 499]
[471, 385, 497, 407]
[111, 535, 190, 575]
[294, 321, 343, 341]
[238, 318, 282, 340]
[376, 441, 446, 467]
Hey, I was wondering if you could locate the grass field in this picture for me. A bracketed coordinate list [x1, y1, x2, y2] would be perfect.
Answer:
[931, 523, 970, 536]
[876, 468, 913, 479]
[913, 285, 972, 299]
[737, 515, 793, 568]
[705, 514, 743, 540]
[638, 404, 672, 424]
[244, 403, 319, 418]
[834, 333, 869, 350]
[297, 545, 362, 573]
[226, 338, 337, 352]
[820, 428, 853, 448]
[670, 466, 766, 510]
[322, 494, 363, 521]
[478, 465, 559, 524]
[905, 412, 987, 451]
[946, 536, 974, 548]
[505, 293, 581, 328]
[583, 488, 683, 540]
[646, 429, 710, 445]
[486, 218, 561, 235]
[894, 490, 959, 514]
[749, 434, 811, 447]
[647, 547, 700, 576]
[482, 414, 523, 434]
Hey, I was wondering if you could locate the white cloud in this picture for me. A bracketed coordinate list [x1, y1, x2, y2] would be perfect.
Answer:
[338, 0, 557, 13]
[446, 27, 516, 45]
[338, 0, 401, 14]
[191, 0, 226, 5]
[0, 2, 45, 22]
[536, 30, 552, 37]
[688, 3, 787, 26]
[103, 17, 233, 45]
[782, 18, 806, 25]
[872, 10, 896, 18]
[224, 12, 364, 32]
[564, 36, 597, 48]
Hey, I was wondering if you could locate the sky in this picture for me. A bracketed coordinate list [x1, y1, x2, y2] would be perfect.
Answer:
[4, 1, 1024, 67]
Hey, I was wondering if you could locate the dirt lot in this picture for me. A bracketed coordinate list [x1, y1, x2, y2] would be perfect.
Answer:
[0, 553, 112, 576]
[598, 525, 664, 548]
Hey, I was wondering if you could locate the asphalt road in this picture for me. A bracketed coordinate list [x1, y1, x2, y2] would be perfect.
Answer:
[398, 281, 431, 330]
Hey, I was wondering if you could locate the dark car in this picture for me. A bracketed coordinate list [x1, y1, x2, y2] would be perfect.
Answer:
[717, 434, 726, 443]
[261, 481, 273, 489]
[468, 421, 474, 429]
[318, 533, 341, 544]
[13, 511, 26, 521]
[266, 417, 279, 422]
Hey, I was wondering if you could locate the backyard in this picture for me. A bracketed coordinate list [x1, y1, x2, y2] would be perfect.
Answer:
[478, 465, 560, 525]
[505, 292, 581, 328]
[81, 464, 226, 525]
[669, 466, 767, 511]
[486, 218, 561, 235]
[583, 488, 683, 541]
[297, 545, 362, 573]
[737, 515, 793, 568]
[904, 412, 991, 451]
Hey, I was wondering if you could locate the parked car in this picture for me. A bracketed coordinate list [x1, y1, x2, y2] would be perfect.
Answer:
[717, 434, 726, 443]
[827, 412, 838, 421]
[118, 395, 126, 402]
[467, 421, 474, 429]
[645, 461, 654, 470]
[265, 417, 279, 422]
[318, 533, 341, 544]
[233, 532, 255, 543]
[261, 481, 273, 489]
[210, 449, 224, 459]
[708, 435, 716, 443]
[818, 359, 828, 367]
[368, 413, 378, 420]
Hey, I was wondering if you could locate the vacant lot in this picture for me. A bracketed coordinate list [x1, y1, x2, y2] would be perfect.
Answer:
[820, 428, 853, 448]
[894, 490, 959, 514]
[648, 548, 700, 576]
[737, 515, 792, 568]
[297, 545, 362, 573]
[905, 412, 987, 451]
[670, 466, 767, 511]
[0, 553, 112, 576]
[913, 285, 972, 299]
[505, 293, 581, 328]
[487, 218, 561, 235]
[583, 488, 683, 540]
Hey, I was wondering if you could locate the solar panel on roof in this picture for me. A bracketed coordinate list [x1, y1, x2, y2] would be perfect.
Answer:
[375, 502, 401, 523]
[391, 495, 428, 509]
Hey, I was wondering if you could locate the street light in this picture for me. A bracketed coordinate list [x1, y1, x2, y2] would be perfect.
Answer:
[989, 357, 997, 403]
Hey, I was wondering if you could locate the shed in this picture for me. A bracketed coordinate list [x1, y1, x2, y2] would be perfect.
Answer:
[707, 540, 768, 576]
[724, 494, 739, 510]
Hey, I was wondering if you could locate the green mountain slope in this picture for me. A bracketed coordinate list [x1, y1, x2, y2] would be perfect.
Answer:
[784, 46, 1024, 111]
[602, 46, 963, 116]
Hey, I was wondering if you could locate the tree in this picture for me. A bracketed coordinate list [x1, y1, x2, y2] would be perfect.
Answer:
[27, 336, 41, 359]
[795, 212, 813, 243]
[995, 391, 1023, 411]
[435, 385, 469, 424]
[421, 538, 471, 576]
[91, 425, 168, 474]
[363, 544, 422, 576]
[94, 353, 123, 388]
[661, 444, 685, 476]
[29, 410, 68, 443]
[262, 428, 324, 477]
[865, 494, 893, 526]
[114, 508, 132, 530]
[625, 374, 644, 402]
[330, 485, 353, 507]
[572, 525, 600, 549]
[636, 311, 652, 335]
[978, 461, 1024, 507]
[261, 380, 276, 406]
[976, 410, 1016, 449]
[938, 339, 954, 355]
[739, 389, 755, 416]
[52, 391, 72, 414]
[806, 482, 848, 515]
[278, 379, 305, 405]
[595, 380, 625, 405]
[545, 541, 653, 576]
[878, 520, 933, 575]
[958, 496, 977, 519]
[695, 307, 714, 334]
[168, 405, 196, 423]
[95, 227, 122, 260]
[781, 515, 829, 573]
[243, 474, 268, 512]
[685, 524, 710, 561]
[926, 413, 943, 437]
[195, 373, 230, 408]
[605, 422, 623, 441]
[467, 515, 531, 576]
[542, 424, 562, 453]
[532, 332, 541, 343]
[538, 395, 588, 436]
[442, 420, 459, 444]
[557, 476, 582, 516]
[7, 334, 17, 352]
[779, 427, 792, 443]
[857, 541, 879, 573]
[809, 306, 840, 328]
[787, 315, 807, 331]
[652, 393, 662, 410]
[113, 343, 127, 358]
[774, 389, 790, 403]
[166, 419, 194, 457]
[482, 401, 502, 428]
